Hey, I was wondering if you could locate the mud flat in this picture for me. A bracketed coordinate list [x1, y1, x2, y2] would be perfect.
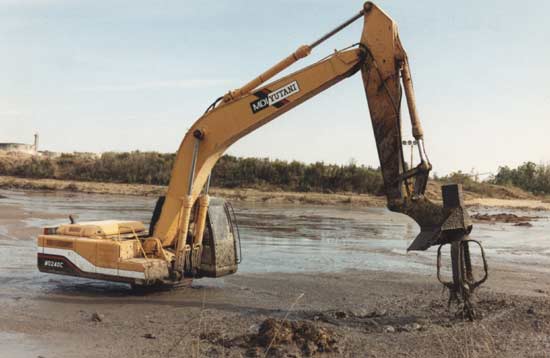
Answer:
[3, 266, 550, 357]
[471, 213, 542, 227]
[0, 175, 546, 210]
[467, 197, 550, 211]
[1, 190, 550, 357]
[0, 175, 386, 207]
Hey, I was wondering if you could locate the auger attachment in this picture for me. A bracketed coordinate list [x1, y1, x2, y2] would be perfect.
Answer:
[430, 184, 488, 320]
[397, 184, 488, 319]
[437, 238, 488, 320]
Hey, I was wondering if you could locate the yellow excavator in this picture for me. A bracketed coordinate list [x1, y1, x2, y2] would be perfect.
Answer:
[37, 2, 486, 316]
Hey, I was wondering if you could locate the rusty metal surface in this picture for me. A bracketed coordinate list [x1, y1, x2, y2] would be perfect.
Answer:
[394, 186, 472, 254]
[361, 53, 405, 202]
[437, 239, 488, 320]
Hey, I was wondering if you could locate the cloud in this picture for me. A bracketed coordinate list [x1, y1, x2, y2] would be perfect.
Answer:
[76, 79, 232, 92]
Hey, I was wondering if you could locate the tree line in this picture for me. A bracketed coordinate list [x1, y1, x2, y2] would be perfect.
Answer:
[0, 152, 383, 194]
[2, 152, 548, 195]
[435, 162, 550, 196]
[490, 162, 550, 195]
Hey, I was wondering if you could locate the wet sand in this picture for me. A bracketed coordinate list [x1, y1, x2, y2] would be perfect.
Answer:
[3, 265, 550, 357]
[1, 190, 550, 357]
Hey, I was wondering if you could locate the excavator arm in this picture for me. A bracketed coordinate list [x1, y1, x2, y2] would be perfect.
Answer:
[152, 2, 472, 269]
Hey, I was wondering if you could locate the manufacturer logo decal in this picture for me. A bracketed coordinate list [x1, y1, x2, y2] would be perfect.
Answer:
[250, 81, 300, 114]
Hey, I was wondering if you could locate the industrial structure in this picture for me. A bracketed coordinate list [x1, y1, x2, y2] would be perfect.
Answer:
[0, 134, 39, 155]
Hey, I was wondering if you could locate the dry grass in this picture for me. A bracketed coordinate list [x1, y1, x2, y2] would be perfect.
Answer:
[264, 292, 304, 357]
[431, 323, 497, 358]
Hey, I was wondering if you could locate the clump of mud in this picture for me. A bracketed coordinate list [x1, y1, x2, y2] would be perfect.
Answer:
[254, 318, 338, 356]
[200, 318, 338, 357]
[472, 213, 539, 224]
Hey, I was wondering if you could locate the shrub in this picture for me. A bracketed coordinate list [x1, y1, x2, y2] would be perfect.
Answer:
[491, 162, 550, 195]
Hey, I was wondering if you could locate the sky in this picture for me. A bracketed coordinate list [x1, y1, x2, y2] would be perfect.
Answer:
[1, 0, 549, 176]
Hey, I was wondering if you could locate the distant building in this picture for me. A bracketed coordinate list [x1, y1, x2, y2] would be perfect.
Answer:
[0, 134, 39, 155]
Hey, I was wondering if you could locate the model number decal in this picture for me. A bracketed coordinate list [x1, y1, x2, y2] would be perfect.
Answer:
[250, 81, 300, 114]
[44, 260, 64, 269]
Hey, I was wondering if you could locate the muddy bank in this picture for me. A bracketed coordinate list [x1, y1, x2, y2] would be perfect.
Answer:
[2, 269, 550, 357]
[467, 197, 550, 211]
[0, 175, 385, 207]
[471, 213, 542, 225]
[0, 175, 546, 210]
[0, 175, 166, 197]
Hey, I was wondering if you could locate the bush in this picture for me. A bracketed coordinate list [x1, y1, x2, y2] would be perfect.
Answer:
[491, 162, 550, 195]
[13, 158, 55, 178]
[438, 171, 493, 196]
[211, 156, 383, 194]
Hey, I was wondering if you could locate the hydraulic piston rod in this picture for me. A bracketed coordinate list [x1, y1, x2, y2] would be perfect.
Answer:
[309, 9, 366, 49]
[223, 4, 368, 102]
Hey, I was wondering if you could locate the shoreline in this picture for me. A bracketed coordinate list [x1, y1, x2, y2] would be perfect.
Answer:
[1, 175, 549, 210]
[0, 175, 385, 207]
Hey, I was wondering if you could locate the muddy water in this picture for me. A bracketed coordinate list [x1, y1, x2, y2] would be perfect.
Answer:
[1, 190, 550, 295]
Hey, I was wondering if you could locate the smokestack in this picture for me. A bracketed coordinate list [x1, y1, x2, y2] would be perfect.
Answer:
[34, 133, 39, 152]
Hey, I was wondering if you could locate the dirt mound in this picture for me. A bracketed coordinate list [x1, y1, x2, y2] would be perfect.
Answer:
[426, 181, 534, 202]
[200, 318, 339, 357]
[471, 213, 540, 224]
[483, 184, 534, 200]
[254, 319, 338, 357]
